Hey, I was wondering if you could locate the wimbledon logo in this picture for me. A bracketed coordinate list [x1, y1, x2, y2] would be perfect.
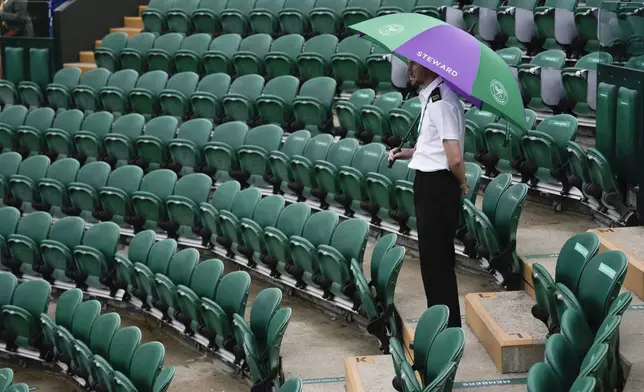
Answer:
[490, 79, 508, 106]
[378, 24, 404, 36]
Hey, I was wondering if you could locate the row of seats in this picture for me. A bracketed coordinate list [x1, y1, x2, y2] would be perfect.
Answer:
[0, 368, 33, 392]
[0, 275, 176, 392]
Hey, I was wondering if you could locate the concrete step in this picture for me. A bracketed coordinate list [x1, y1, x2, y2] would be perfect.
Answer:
[110, 27, 141, 38]
[139, 5, 147, 16]
[63, 62, 96, 74]
[95, 40, 102, 50]
[79, 51, 95, 64]
[124, 16, 143, 29]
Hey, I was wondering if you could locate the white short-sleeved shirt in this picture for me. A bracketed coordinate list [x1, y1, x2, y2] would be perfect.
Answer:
[408, 76, 466, 173]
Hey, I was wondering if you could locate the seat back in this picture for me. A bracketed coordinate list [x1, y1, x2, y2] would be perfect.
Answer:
[179, 33, 212, 55]
[112, 113, 146, 141]
[52, 67, 82, 88]
[375, 246, 405, 310]
[560, 308, 594, 356]
[493, 183, 528, 248]
[74, 161, 111, 191]
[208, 33, 243, 54]
[10, 279, 51, 323]
[126, 341, 166, 392]
[147, 239, 177, 274]
[555, 232, 600, 294]
[124, 32, 156, 55]
[138, 169, 178, 200]
[176, 118, 213, 146]
[78, 68, 111, 91]
[227, 74, 265, 101]
[144, 115, 179, 142]
[238, 33, 273, 58]
[81, 111, 114, 140]
[23, 107, 56, 131]
[0, 206, 20, 240]
[45, 157, 80, 186]
[325, 137, 359, 167]
[534, 113, 578, 153]
[279, 378, 303, 392]
[0, 271, 17, 307]
[250, 287, 282, 345]
[210, 180, 240, 212]
[0, 152, 22, 179]
[369, 233, 398, 283]
[16, 154, 50, 181]
[301, 210, 339, 247]
[372, 92, 404, 112]
[126, 230, 157, 266]
[261, 75, 300, 104]
[350, 143, 386, 175]
[134, 70, 169, 95]
[575, 51, 613, 70]
[80, 222, 120, 263]
[171, 173, 212, 204]
[151, 32, 184, 54]
[251, 195, 285, 229]
[230, 187, 263, 219]
[532, 49, 567, 69]
[244, 124, 284, 153]
[301, 34, 339, 59]
[88, 312, 121, 358]
[106, 69, 139, 94]
[268, 34, 305, 60]
[46, 216, 85, 254]
[188, 258, 224, 299]
[167, 248, 199, 286]
[164, 71, 200, 98]
[329, 218, 369, 262]
[544, 325, 582, 388]
[0, 105, 28, 130]
[527, 362, 564, 392]
[466, 108, 499, 131]
[14, 211, 52, 245]
[424, 328, 466, 385]
[215, 271, 251, 317]
[108, 326, 143, 374]
[346, 88, 376, 108]
[413, 305, 449, 376]
[105, 164, 144, 194]
[302, 133, 334, 161]
[70, 299, 101, 343]
[50, 109, 84, 135]
[275, 202, 311, 237]
[297, 77, 337, 110]
[195, 73, 232, 98]
[481, 173, 512, 221]
[279, 130, 311, 158]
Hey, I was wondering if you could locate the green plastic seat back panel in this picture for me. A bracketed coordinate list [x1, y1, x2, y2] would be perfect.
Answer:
[215, 271, 252, 316]
[144, 116, 179, 143]
[189, 259, 224, 299]
[177, 118, 213, 147]
[112, 113, 146, 141]
[560, 308, 594, 356]
[52, 67, 82, 88]
[532, 49, 567, 69]
[148, 239, 177, 274]
[70, 299, 101, 343]
[16, 154, 50, 181]
[151, 32, 184, 54]
[108, 326, 143, 374]
[51, 109, 84, 135]
[413, 305, 449, 375]
[555, 232, 600, 294]
[231, 187, 263, 219]
[23, 107, 56, 131]
[279, 378, 303, 392]
[244, 124, 284, 152]
[350, 143, 386, 175]
[527, 362, 564, 391]
[10, 279, 51, 320]
[227, 74, 266, 101]
[268, 34, 306, 61]
[274, 202, 311, 238]
[45, 157, 80, 186]
[179, 33, 212, 55]
[302, 133, 334, 161]
[168, 248, 199, 286]
[280, 130, 311, 158]
[493, 183, 528, 249]
[496, 47, 523, 67]
[0, 105, 28, 129]
[127, 341, 166, 392]
[47, 216, 86, 251]
[595, 82, 617, 165]
[81, 111, 114, 140]
[251, 195, 286, 228]
[80, 222, 120, 262]
[106, 165, 144, 194]
[330, 218, 369, 262]
[208, 33, 243, 55]
[250, 287, 282, 344]
[0, 152, 22, 179]
[78, 67, 111, 91]
[325, 137, 359, 167]
[134, 70, 169, 96]
[139, 169, 178, 200]
[14, 211, 52, 244]
[534, 113, 578, 152]
[0, 271, 18, 307]
[211, 121, 249, 150]
[301, 34, 339, 60]
[4, 47, 24, 84]
[298, 76, 337, 109]
[481, 173, 512, 221]
[196, 73, 232, 98]
[369, 233, 397, 281]
[106, 69, 139, 94]
[614, 87, 641, 184]
[127, 230, 157, 265]
[260, 75, 300, 105]
[237, 33, 273, 58]
[165, 71, 200, 98]
[75, 161, 112, 192]
[301, 210, 339, 247]
[125, 32, 156, 55]
[424, 328, 466, 383]
[0, 206, 21, 239]
[88, 312, 121, 357]
[172, 173, 212, 204]
[211, 180, 241, 212]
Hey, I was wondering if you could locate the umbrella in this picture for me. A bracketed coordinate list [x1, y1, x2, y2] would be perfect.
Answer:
[349, 13, 528, 131]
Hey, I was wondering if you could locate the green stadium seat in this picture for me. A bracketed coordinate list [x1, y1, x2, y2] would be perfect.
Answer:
[0, 236, 18, 279]
[39, 288, 82, 362]
[175, 258, 224, 335]
[379, 0, 417, 15]
[296, 34, 339, 82]
[335, 88, 375, 139]
[163, 173, 212, 239]
[220, 0, 256, 35]
[574, 0, 602, 54]
[215, 187, 262, 257]
[238, 195, 286, 264]
[198, 181, 240, 247]
[120, 33, 157, 74]
[410, 325, 465, 390]
[103, 113, 146, 167]
[278, 0, 316, 36]
[527, 362, 564, 391]
[0, 47, 23, 106]
[72, 112, 114, 164]
[570, 377, 598, 392]
[519, 113, 578, 189]
[147, 33, 185, 73]
[166, 0, 200, 34]
[236, 124, 284, 186]
[1, 279, 51, 350]
[38, 217, 86, 284]
[221, 74, 265, 123]
[203, 121, 249, 179]
[72, 221, 121, 289]
[256, 75, 300, 128]
[73, 312, 121, 384]
[98, 69, 140, 117]
[5, 211, 51, 276]
[262, 201, 311, 277]
[134, 116, 178, 171]
[497, 0, 539, 50]
[517, 49, 567, 112]
[330, 35, 373, 90]
[463, 107, 499, 164]
[545, 334, 608, 390]
[159, 71, 200, 119]
[0, 152, 22, 199]
[203, 34, 243, 75]
[190, 73, 232, 123]
[130, 169, 178, 232]
[53, 299, 101, 369]
[232, 34, 273, 76]
[112, 341, 175, 392]
[531, 232, 600, 334]
[615, 86, 640, 184]
[365, 47, 394, 92]
[132, 238, 177, 309]
[15, 107, 56, 156]
[292, 76, 336, 132]
[289, 133, 334, 200]
[390, 169, 419, 234]
[35, 157, 80, 213]
[496, 47, 522, 80]
[7, 155, 51, 209]
[95, 32, 130, 72]
[15, 60, 49, 108]
[42, 109, 84, 160]
[174, 33, 212, 74]
[480, 109, 536, 176]
[250, 0, 287, 35]
[364, 158, 409, 225]
[92, 326, 142, 392]
[310, 0, 348, 35]
[561, 52, 613, 116]
[266, 130, 310, 193]
[312, 138, 359, 209]
[456, 162, 483, 239]
[201, 270, 251, 350]
[155, 248, 200, 322]
[342, 0, 381, 28]
[44, 68, 82, 111]
[113, 229, 156, 295]
[358, 92, 403, 144]
[463, 0, 503, 45]
[387, 97, 421, 149]
[595, 82, 617, 167]
[264, 34, 306, 79]
[413, 0, 454, 20]
[142, 0, 173, 33]
[192, 0, 228, 34]
[0, 368, 12, 391]
[167, 118, 213, 175]
[71, 68, 112, 113]
[66, 161, 112, 217]
[336, 142, 386, 216]
[564, 140, 590, 199]
[0, 105, 28, 152]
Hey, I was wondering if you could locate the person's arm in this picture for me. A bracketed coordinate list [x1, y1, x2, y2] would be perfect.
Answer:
[1, 0, 28, 22]
[431, 100, 467, 191]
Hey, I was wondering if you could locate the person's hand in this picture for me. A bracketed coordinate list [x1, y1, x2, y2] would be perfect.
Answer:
[388, 148, 412, 163]
[461, 183, 469, 196]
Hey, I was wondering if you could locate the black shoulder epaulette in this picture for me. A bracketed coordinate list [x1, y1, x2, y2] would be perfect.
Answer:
[430, 87, 442, 103]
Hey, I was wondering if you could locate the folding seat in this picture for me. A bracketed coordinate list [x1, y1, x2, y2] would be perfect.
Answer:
[215, 187, 262, 257]
[0, 207, 21, 259]
[174, 33, 212, 74]
[94, 32, 130, 72]
[0, 105, 28, 152]
[256, 76, 300, 129]
[496, 47, 523, 80]
[0, 48, 23, 107]
[98, 69, 140, 116]
[72, 111, 115, 163]
[288, 210, 339, 288]
[159, 71, 200, 119]
[365, 47, 394, 92]
[192, 0, 228, 34]
[278, 0, 317, 36]
[261, 201, 311, 277]
[36, 217, 86, 284]
[72, 312, 121, 384]
[203, 34, 243, 75]
[266, 130, 310, 193]
[130, 169, 178, 232]
[561, 52, 613, 117]
[92, 326, 142, 392]
[336, 143, 387, 217]
[162, 173, 212, 239]
[358, 92, 403, 144]
[530, 232, 600, 334]
[132, 238, 178, 308]
[288, 133, 334, 200]
[0, 368, 12, 391]
[564, 141, 591, 199]
[133, 116, 178, 171]
[141, 0, 174, 34]
[120, 33, 158, 74]
[43, 109, 85, 160]
[0, 271, 18, 310]
[112, 341, 176, 392]
[154, 248, 200, 321]
[96, 165, 144, 225]
[232, 34, 274, 76]
[71, 68, 112, 113]
[240, 307, 292, 390]
[544, 334, 608, 390]
[175, 258, 224, 335]
[296, 34, 339, 81]
[6, 155, 51, 210]
[311, 138, 360, 209]
[1, 279, 51, 350]
[518, 50, 567, 112]
[519, 114, 578, 189]
[72, 221, 121, 290]
[378, 0, 417, 15]
[574, 0, 603, 54]
[292, 77, 337, 132]
[414, 0, 458, 22]
[462, 107, 498, 164]
[7, 384, 29, 392]
[15, 107, 56, 157]
[201, 270, 251, 350]
[146, 33, 185, 73]
[0, 153, 21, 201]
[527, 362, 565, 392]
[66, 161, 112, 217]
[264, 34, 306, 79]
[309, 0, 348, 35]
[190, 73, 232, 123]
[198, 182, 240, 250]
[480, 109, 537, 176]
[221, 74, 265, 123]
[220, 0, 257, 35]
[235, 124, 284, 187]
[496, 0, 539, 51]
[334, 88, 375, 139]
[330, 35, 373, 90]
[44, 68, 83, 111]
[203, 121, 249, 180]
[463, 0, 503, 46]
[113, 229, 157, 295]
[103, 113, 146, 167]
[534, 0, 581, 53]
[35, 157, 80, 214]
[166, 0, 200, 34]
[237, 195, 286, 264]
[249, 0, 287, 35]
[341, 0, 381, 28]
[167, 118, 213, 175]
[364, 158, 409, 225]
[14, 62, 52, 108]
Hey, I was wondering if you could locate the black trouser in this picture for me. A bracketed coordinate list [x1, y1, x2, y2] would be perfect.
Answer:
[413, 169, 462, 328]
